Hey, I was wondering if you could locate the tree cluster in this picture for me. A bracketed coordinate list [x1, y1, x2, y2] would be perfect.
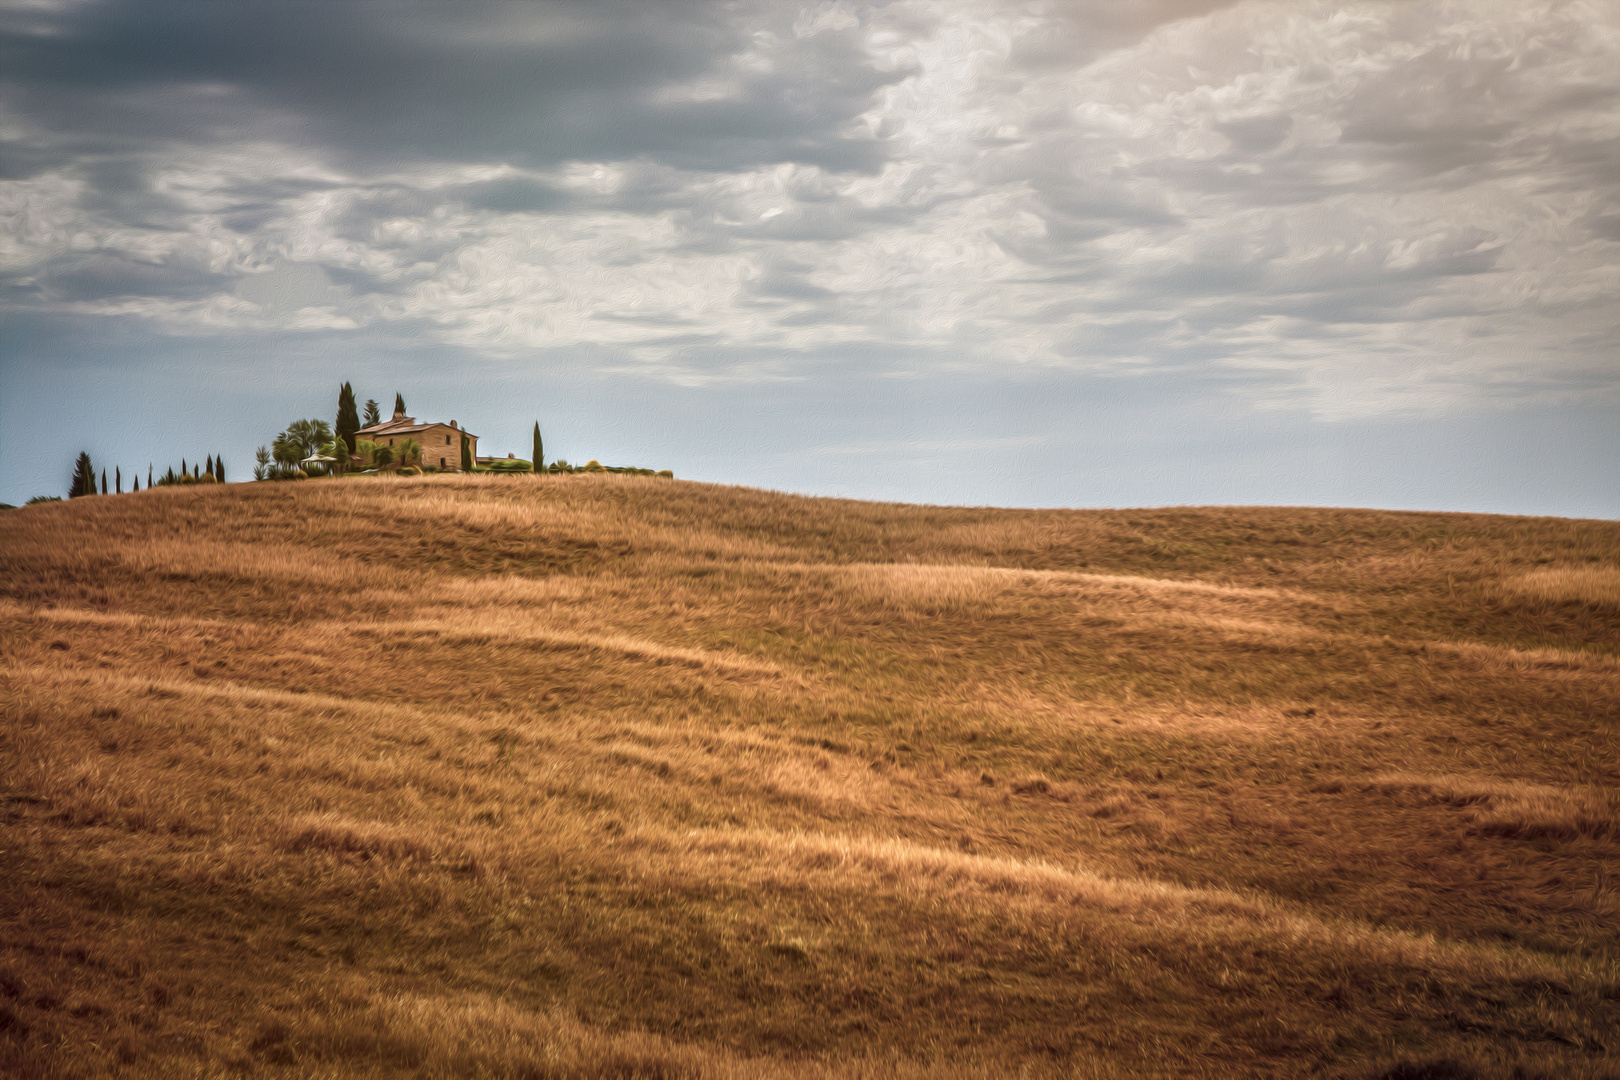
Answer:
[68, 451, 223, 497]
[256, 386, 399, 479]
[53, 381, 667, 502]
[256, 387, 426, 479]
[155, 455, 225, 486]
[256, 419, 335, 480]
[239, 381, 674, 484]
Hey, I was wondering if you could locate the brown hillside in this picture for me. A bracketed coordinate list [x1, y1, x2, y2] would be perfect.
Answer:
[2, 476, 1618, 1079]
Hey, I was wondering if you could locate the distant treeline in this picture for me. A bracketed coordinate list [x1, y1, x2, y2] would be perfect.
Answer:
[61, 451, 225, 498]
[540, 460, 671, 478]
[18, 381, 672, 507]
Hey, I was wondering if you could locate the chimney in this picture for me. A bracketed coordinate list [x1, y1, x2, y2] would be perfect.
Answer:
[450, 420, 457, 429]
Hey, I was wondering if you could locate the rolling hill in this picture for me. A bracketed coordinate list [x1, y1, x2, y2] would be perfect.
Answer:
[2, 476, 1617, 1078]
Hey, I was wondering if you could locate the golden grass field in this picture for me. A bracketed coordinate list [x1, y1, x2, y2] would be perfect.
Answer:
[2, 475, 1618, 1078]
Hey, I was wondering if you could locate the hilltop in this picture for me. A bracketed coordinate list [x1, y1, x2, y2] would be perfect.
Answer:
[2, 476, 1618, 1079]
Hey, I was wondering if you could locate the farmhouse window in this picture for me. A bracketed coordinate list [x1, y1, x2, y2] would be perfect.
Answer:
[440, 457, 446, 467]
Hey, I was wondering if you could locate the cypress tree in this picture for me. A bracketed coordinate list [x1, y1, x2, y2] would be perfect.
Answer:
[148, 464, 153, 488]
[181, 458, 187, 477]
[394, 392, 406, 418]
[133, 475, 140, 492]
[205, 455, 213, 478]
[460, 431, 473, 472]
[363, 399, 381, 427]
[100, 469, 107, 495]
[70, 453, 95, 498]
[337, 382, 359, 454]
[216, 457, 225, 483]
[194, 462, 201, 479]
[116, 467, 122, 494]
[532, 422, 543, 473]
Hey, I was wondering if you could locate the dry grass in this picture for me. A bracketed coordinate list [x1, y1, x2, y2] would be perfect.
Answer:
[2, 475, 1619, 1079]
[1505, 564, 1620, 611]
[1370, 773, 1620, 842]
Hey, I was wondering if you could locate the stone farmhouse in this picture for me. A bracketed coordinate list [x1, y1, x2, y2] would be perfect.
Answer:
[355, 407, 478, 472]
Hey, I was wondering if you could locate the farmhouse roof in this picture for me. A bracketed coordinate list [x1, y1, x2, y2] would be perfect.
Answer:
[356, 414, 476, 439]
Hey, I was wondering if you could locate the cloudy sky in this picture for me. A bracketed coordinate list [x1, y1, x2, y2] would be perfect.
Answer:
[2, 0, 1616, 514]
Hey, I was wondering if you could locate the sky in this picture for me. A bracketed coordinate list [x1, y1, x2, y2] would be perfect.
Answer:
[2, 0, 1617, 515]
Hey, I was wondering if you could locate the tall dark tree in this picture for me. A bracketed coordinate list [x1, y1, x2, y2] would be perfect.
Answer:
[394, 392, 406, 418]
[100, 469, 107, 494]
[337, 382, 360, 453]
[532, 422, 543, 473]
[70, 452, 95, 497]
[116, 467, 122, 494]
[205, 455, 213, 478]
[216, 457, 225, 483]
[193, 462, 200, 479]
[148, 464, 153, 488]
[181, 458, 187, 477]
[363, 399, 381, 427]
[460, 431, 473, 472]
[132, 475, 140, 492]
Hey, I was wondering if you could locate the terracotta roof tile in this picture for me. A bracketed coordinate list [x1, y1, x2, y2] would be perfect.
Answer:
[357, 417, 477, 438]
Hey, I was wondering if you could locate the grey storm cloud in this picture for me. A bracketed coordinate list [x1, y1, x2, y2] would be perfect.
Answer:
[0, 0, 902, 173]
[35, 250, 229, 302]
[1, 0, 1618, 420]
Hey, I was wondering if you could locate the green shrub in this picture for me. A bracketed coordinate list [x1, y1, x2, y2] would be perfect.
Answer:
[398, 465, 422, 477]
[657, 470, 674, 479]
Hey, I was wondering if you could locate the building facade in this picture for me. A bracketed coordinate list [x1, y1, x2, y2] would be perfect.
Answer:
[355, 409, 478, 472]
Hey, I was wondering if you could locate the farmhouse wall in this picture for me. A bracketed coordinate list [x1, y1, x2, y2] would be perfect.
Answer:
[360, 417, 479, 472]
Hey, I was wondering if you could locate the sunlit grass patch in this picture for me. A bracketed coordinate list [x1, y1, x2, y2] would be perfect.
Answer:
[1504, 564, 1620, 610]
[319, 616, 790, 675]
[1371, 773, 1620, 841]
[297, 991, 1038, 1080]
[1426, 637, 1620, 677]
[838, 561, 1318, 627]
[843, 562, 1011, 612]
[1059, 570, 1304, 600]
[664, 826, 1600, 987]
[276, 812, 443, 862]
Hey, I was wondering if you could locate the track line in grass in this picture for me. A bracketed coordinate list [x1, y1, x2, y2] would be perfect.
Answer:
[6, 663, 841, 783]
[1, 601, 788, 676]
[631, 825, 1614, 987]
